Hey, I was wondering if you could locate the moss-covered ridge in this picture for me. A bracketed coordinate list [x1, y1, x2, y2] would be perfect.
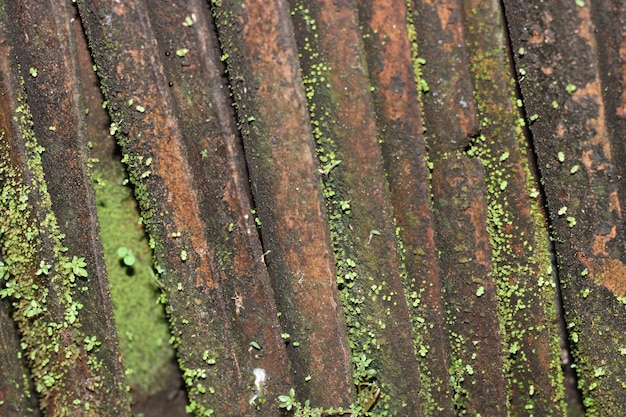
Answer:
[0, 86, 127, 416]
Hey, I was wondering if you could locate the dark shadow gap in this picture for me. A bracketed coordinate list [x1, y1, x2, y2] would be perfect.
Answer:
[498, 1, 585, 414]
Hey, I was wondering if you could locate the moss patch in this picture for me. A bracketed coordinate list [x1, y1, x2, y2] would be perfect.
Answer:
[90, 147, 174, 395]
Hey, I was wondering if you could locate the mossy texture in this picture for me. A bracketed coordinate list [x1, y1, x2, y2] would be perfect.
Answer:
[0, 91, 126, 416]
[90, 153, 174, 394]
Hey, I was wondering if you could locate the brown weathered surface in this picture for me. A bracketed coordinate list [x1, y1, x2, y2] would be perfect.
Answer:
[0, 297, 38, 416]
[77, 0, 295, 415]
[432, 155, 508, 416]
[0, 1, 130, 415]
[411, 0, 478, 148]
[462, 0, 565, 414]
[211, 0, 354, 409]
[2, 1, 626, 416]
[289, 0, 427, 414]
[504, 0, 626, 413]
[358, 0, 453, 414]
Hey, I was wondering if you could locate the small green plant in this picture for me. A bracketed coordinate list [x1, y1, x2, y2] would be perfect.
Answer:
[277, 388, 299, 412]
[116, 247, 136, 267]
[277, 353, 381, 416]
[84, 336, 101, 352]
[63, 256, 88, 282]
[449, 358, 469, 414]
[35, 260, 52, 276]
[278, 388, 353, 416]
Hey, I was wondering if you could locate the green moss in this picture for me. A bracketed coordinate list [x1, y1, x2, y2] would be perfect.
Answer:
[401, 3, 445, 414]
[0, 87, 105, 416]
[90, 154, 174, 394]
[291, 2, 394, 415]
[463, 12, 565, 413]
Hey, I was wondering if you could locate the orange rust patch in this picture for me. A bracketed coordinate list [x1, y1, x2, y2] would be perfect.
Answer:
[608, 191, 623, 218]
[573, 79, 613, 162]
[581, 149, 596, 175]
[618, 98, 626, 118]
[150, 107, 216, 290]
[528, 30, 543, 45]
[469, 195, 491, 269]
[369, 1, 413, 122]
[436, 1, 465, 55]
[592, 225, 617, 256]
[593, 258, 626, 297]
[574, 5, 595, 48]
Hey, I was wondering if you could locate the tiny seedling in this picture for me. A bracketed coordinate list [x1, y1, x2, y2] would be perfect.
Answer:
[84, 336, 101, 352]
[64, 256, 88, 281]
[566, 216, 577, 228]
[36, 260, 52, 276]
[117, 247, 136, 267]
[367, 229, 380, 245]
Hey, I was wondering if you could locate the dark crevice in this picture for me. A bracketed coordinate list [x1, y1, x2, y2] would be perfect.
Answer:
[205, 6, 267, 259]
[461, 131, 484, 157]
[498, 1, 585, 413]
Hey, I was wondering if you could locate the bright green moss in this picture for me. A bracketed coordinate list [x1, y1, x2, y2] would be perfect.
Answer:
[90, 155, 174, 394]
[0, 89, 105, 415]
[291, 2, 388, 414]
[464, 28, 565, 414]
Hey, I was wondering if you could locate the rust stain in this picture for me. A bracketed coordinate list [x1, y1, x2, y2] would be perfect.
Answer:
[591, 225, 617, 257]
[596, 258, 626, 297]
[364, 2, 453, 411]
[467, 191, 491, 269]
[608, 191, 622, 218]
[149, 117, 216, 289]
[579, 254, 626, 297]
[435, 2, 465, 54]
[226, 0, 355, 405]
[581, 148, 598, 174]
[369, 1, 413, 122]
[243, 1, 298, 103]
[414, 0, 477, 149]
[154, 124, 217, 290]
[437, 1, 476, 137]
[109, 2, 216, 290]
[573, 79, 613, 162]
[574, 5, 595, 48]
[222, 177, 255, 276]
[527, 28, 544, 45]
